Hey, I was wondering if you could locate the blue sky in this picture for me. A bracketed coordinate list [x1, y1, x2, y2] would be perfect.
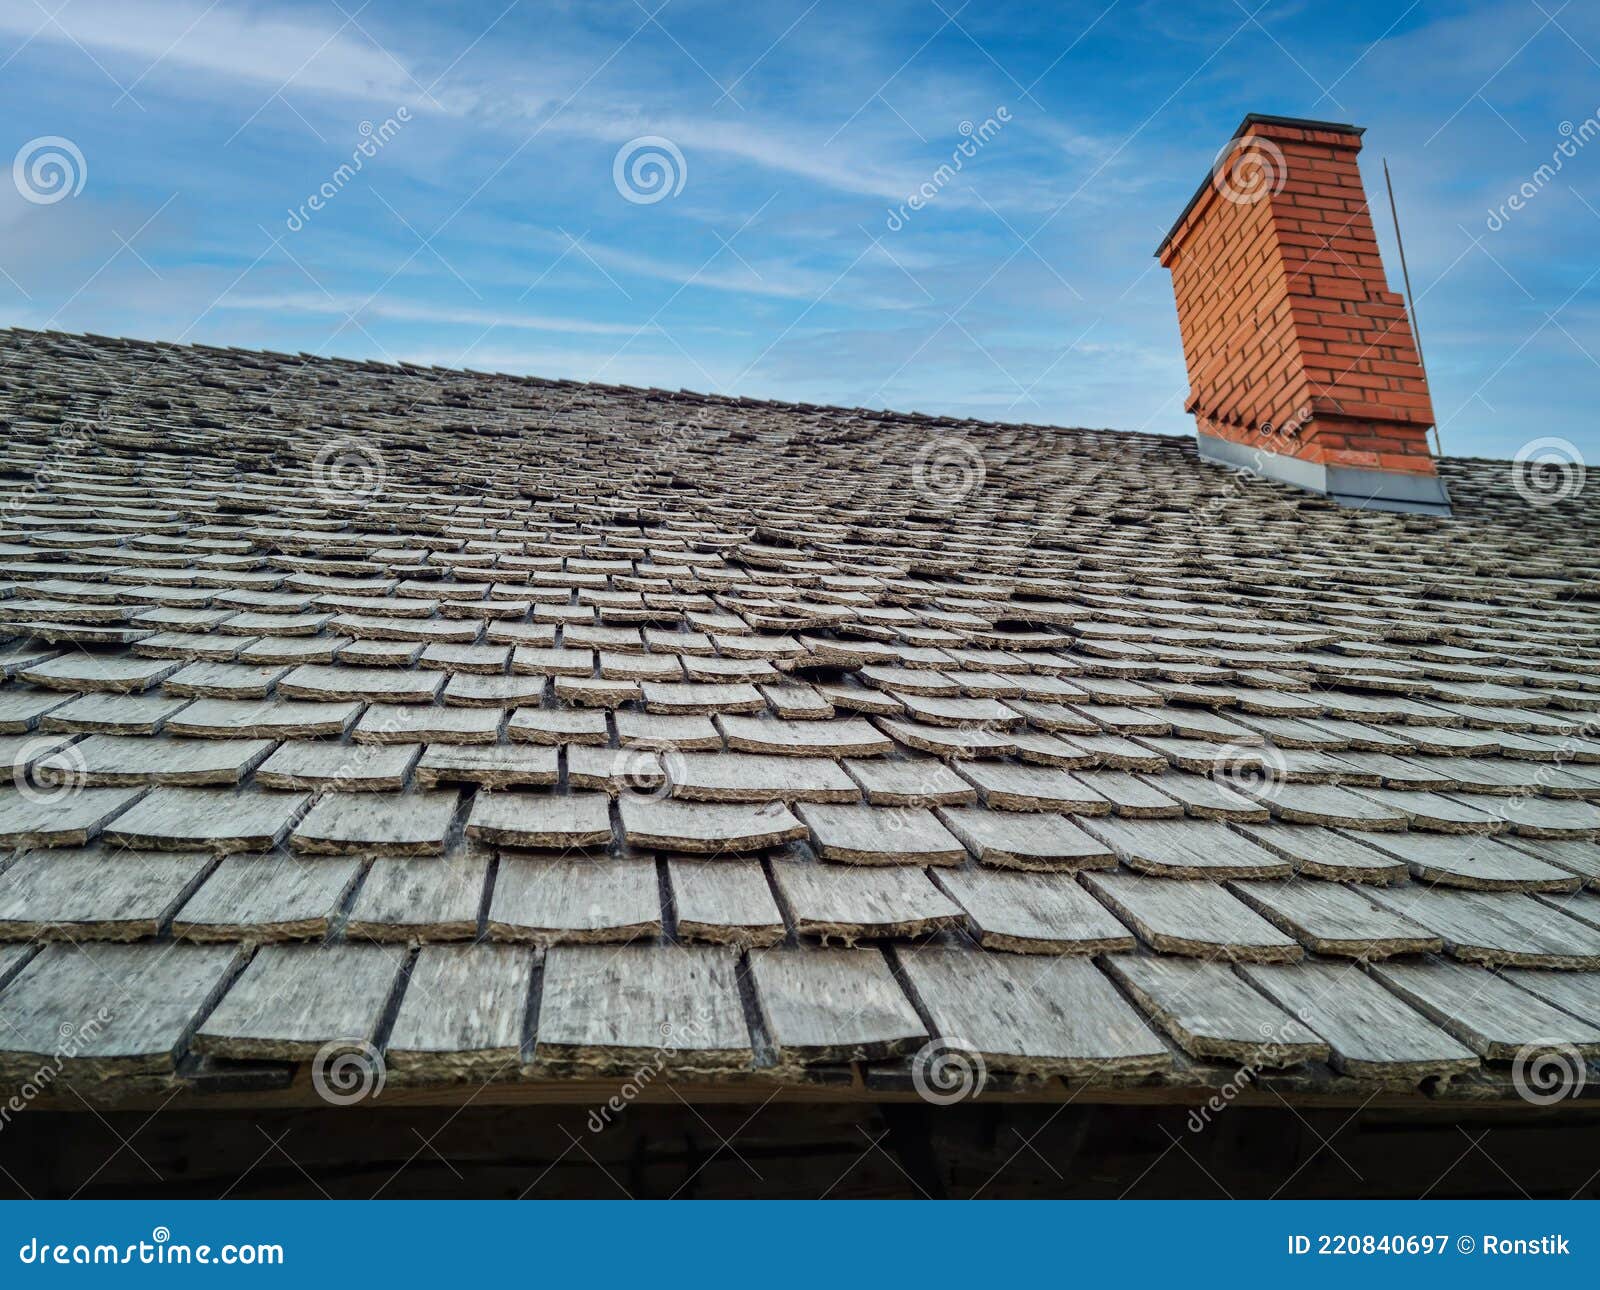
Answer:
[0, 0, 1595, 459]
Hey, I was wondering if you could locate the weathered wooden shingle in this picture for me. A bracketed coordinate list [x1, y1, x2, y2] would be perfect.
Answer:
[193, 942, 406, 1059]
[103, 787, 307, 853]
[1229, 879, 1443, 958]
[935, 807, 1114, 871]
[751, 948, 925, 1063]
[165, 697, 362, 738]
[1238, 962, 1480, 1081]
[346, 852, 490, 941]
[467, 792, 612, 850]
[0, 785, 147, 848]
[0, 942, 239, 1078]
[1082, 817, 1292, 879]
[291, 790, 458, 856]
[38, 734, 274, 786]
[1105, 955, 1329, 1066]
[797, 802, 966, 866]
[488, 855, 661, 944]
[668, 859, 786, 946]
[0, 847, 213, 940]
[174, 855, 361, 942]
[898, 947, 1171, 1078]
[769, 856, 962, 943]
[415, 743, 557, 789]
[386, 944, 535, 1077]
[1366, 886, 1600, 969]
[255, 740, 420, 791]
[1081, 871, 1303, 962]
[20, 655, 177, 693]
[935, 869, 1135, 954]
[671, 752, 858, 803]
[533, 944, 751, 1071]
[620, 797, 806, 855]
[1367, 957, 1600, 1060]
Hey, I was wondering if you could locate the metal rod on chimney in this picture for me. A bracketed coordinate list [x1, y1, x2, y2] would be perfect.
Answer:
[1382, 157, 1440, 458]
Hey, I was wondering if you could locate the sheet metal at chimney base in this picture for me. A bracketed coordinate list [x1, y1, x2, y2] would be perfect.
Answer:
[1196, 430, 1454, 517]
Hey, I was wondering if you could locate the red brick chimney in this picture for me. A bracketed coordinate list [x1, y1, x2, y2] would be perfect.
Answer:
[1156, 114, 1450, 515]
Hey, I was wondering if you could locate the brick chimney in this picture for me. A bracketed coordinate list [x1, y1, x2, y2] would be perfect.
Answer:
[1156, 114, 1450, 515]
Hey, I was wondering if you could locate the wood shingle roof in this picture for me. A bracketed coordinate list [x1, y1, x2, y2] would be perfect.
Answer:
[0, 326, 1596, 1108]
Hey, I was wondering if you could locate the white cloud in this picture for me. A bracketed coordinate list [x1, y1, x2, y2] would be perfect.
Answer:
[215, 290, 653, 336]
[519, 226, 914, 307]
[538, 111, 923, 203]
[5, 0, 1044, 207]
[0, 0, 441, 107]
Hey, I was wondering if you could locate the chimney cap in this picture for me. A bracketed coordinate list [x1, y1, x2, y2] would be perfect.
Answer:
[1232, 112, 1364, 138]
[1153, 113, 1366, 260]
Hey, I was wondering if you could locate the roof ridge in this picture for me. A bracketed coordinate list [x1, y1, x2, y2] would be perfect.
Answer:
[0, 324, 1184, 449]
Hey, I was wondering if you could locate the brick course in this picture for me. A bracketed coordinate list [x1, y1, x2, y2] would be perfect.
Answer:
[1158, 116, 1437, 477]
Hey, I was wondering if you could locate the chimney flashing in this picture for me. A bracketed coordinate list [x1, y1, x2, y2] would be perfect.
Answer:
[1196, 430, 1453, 516]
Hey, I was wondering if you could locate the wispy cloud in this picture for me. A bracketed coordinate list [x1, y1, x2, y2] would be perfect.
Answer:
[536, 111, 932, 203]
[2, 0, 1589, 457]
[520, 226, 915, 307]
[215, 291, 654, 336]
[0, 0, 437, 106]
[4, 0, 1045, 207]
